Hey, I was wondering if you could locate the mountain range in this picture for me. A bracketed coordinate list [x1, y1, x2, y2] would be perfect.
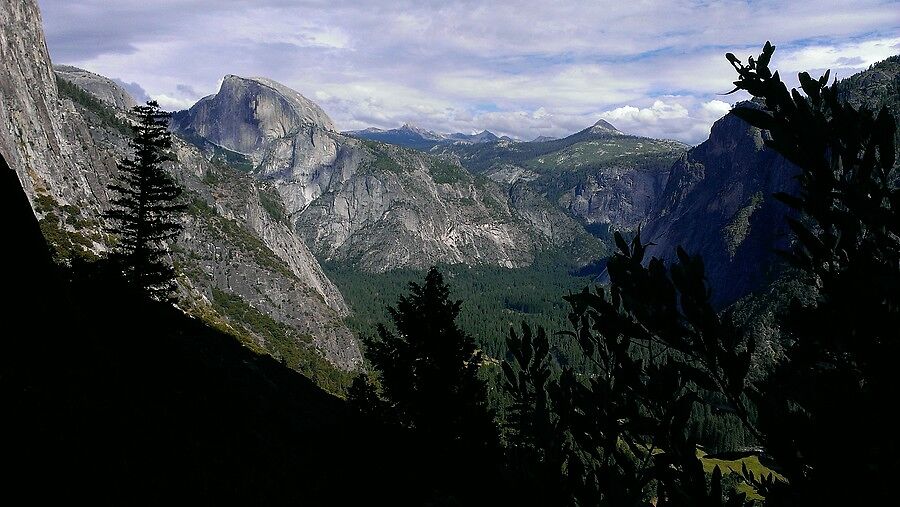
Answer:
[4, 0, 899, 377]
[345, 123, 511, 150]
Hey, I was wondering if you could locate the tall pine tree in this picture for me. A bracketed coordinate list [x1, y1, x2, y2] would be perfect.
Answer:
[105, 101, 185, 299]
[356, 267, 503, 503]
[366, 267, 497, 451]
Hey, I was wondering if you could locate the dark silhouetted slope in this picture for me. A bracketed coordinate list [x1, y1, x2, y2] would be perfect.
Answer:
[3, 148, 513, 505]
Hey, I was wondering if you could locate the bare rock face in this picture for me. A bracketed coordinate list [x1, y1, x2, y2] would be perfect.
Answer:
[641, 102, 799, 308]
[173, 75, 335, 160]
[1, 0, 360, 370]
[0, 0, 115, 222]
[54, 65, 137, 111]
[173, 76, 601, 272]
[295, 143, 589, 271]
[555, 161, 670, 230]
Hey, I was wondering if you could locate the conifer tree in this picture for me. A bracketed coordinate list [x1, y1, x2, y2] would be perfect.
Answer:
[366, 267, 497, 452]
[502, 41, 898, 506]
[105, 101, 185, 299]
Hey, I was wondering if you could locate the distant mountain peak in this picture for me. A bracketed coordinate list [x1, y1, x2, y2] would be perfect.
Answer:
[218, 74, 335, 132]
[347, 124, 504, 150]
[591, 119, 622, 134]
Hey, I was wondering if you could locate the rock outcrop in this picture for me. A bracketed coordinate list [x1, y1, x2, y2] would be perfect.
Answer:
[173, 75, 335, 160]
[641, 102, 799, 308]
[54, 65, 137, 111]
[1, 0, 360, 370]
[173, 76, 602, 272]
[0, 0, 115, 224]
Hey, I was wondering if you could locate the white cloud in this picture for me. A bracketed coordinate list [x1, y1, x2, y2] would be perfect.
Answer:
[603, 101, 690, 124]
[152, 94, 198, 111]
[702, 100, 732, 117]
[599, 98, 737, 144]
[778, 37, 900, 77]
[37, 0, 900, 144]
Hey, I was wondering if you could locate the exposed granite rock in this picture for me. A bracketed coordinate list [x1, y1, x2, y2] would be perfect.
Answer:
[295, 142, 596, 270]
[0, 0, 115, 240]
[54, 65, 137, 111]
[0, 0, 360, 370]
[554, 161, 670, 229]
[172, 75, 335, 161]
[641, 102, 799, 308]
[173, 76, 602, 272]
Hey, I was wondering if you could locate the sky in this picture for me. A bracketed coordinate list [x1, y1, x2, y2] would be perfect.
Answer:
[37, 1, 900, 145]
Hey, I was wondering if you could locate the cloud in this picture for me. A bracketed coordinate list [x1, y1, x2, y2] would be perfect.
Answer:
[153, 94, 198, 111]
[600, 99, 734, 144]
[36, 0, 900, 144]
[112, 78, 151, 104]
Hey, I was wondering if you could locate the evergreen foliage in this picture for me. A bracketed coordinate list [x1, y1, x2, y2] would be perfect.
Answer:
[104, 101, 186, 299]
[324, 253, 593, 362]
[726, 41, 899, 506]
[364, 267, 498, 451]
[354, 267, 505, 502]
[501, 41, 899, 506]
[504, 234, 757, 506]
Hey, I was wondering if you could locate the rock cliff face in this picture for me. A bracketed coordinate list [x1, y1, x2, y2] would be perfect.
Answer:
[173, 75, 335, 160]
[170, 144, 358, 367]
[641, 102, 799, 308]
[1, 0, 360, 370]
[173, 76, 601, 272]
[0, 0, 115, 226]
[53, 65, 137, 110]
[437, 121, 685, 234]
[295, 143, 594, 270]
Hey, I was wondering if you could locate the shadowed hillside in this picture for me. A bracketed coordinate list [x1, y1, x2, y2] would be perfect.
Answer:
[0, 151, 504, 505]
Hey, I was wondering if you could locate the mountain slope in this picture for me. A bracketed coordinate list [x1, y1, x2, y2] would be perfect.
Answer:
[437, 120, 687, 233]
[640, 58, 900, 309]
[346, 124, 446, 150]
[641, 101, 798, 308]
[346, 124, 503, 151]
[2, 0, 360, 373]
[53, 65, 137, 110]
[3, 148, 500, 505]
[0, 0, 115, 225]
[173, 76, 603, 272]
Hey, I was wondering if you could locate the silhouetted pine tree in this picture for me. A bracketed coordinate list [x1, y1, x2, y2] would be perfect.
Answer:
[105, 101, 185, 299]
[357, 267, 503, 503]
[366, 267, 498, 451]
[502, 41, 898, 506]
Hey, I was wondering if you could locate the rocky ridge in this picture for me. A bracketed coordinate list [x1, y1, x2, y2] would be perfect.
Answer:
[53, 65, 137, 111]
[173, 75, 602, 272]
[346, 124, 505, 151]
[435, 120, 687, 233]
[1, 0, 360, 370]
[640, 101, 799, 308]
